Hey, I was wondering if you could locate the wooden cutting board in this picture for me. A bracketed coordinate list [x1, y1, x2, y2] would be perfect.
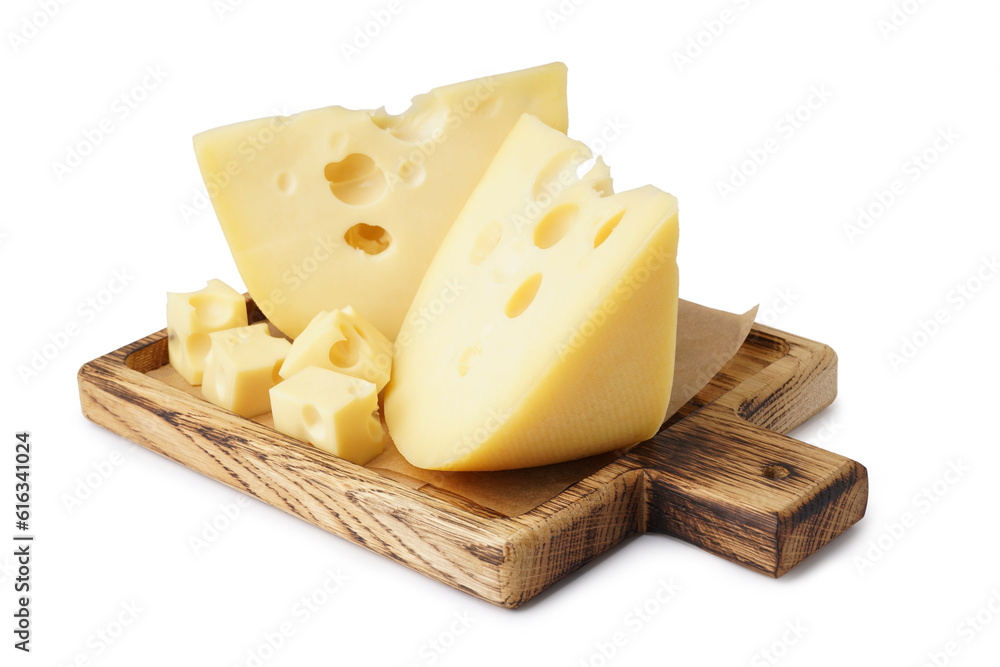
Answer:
[77, 309, 867, 608]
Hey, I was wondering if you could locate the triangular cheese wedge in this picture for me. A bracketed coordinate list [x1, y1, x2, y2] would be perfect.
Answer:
[385, 114, 679, 471]
[194, 63, 568, 340]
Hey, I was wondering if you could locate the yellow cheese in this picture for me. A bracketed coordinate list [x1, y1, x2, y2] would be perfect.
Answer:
[278, 306, 393, 392]
[384, 114, 679, 471]
[193, 63, 569, 340]
[269, 367, 384, 465]
[167, 279, 248, 385]
[201, 323, 292, 418]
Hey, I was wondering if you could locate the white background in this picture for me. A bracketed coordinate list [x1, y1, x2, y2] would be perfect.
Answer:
[3, 0, 999, 665]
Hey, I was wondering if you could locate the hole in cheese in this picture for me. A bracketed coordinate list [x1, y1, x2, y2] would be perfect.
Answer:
[329, 324, 361, 368]
[471, 220, 503, 265]
[398, 160, 426, 187]
[457, 344, 481, 377]
[324, 154, 386, 206]
[477, 96, 500, 118]
[302, 403, 324, 442]
[533, 203, 578, 249]
[344, 223, 391, 256]
[594, 209, 626, 248]
[505, 273, 542, 319]
[532, 149, 586, 201]
[276, 171, 295, 194]
[369, 105, 448, 143]
[189, 294, 233, 329]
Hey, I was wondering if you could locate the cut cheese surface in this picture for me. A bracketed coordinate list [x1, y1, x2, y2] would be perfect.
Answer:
[194, 63, 568, 340]
[279, 306, 393, 392]
[201, 323, 292, 418]
[167, 279, 248, 385]
[270, 367, 384, 466]
[384, 114, 679, 471]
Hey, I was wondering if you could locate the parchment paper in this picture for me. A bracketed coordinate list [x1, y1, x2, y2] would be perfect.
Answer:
[365, 299, 757, 516]
[147, 299, 757, 517]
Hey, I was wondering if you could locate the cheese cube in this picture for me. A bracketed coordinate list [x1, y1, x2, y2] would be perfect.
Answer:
[269, 367, 384, 466]
[279, 306, 393, 392]
[193, 63, 568, 340]
[167, 279, 248, 385]
[201, 323, 291, 418]
[385, 115, 679, 471]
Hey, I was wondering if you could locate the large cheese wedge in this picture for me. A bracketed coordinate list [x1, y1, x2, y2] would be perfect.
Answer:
[193, 63, 568, 340]
[384, 114, 679, 471]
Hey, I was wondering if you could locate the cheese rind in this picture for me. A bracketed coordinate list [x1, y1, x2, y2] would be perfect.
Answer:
[278, 306, 393, 392]
[194, 63, 569, 340]
[384, 115, 679, 471]
[201, 323, 292, 418]
[269, 367, 384, 465]
[167, 279, 248, 385]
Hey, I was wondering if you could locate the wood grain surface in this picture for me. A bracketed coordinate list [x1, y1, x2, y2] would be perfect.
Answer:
[77, 310, 867, 608]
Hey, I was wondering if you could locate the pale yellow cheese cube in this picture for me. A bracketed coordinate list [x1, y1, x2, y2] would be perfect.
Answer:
[201, 323, 291, 418]
[269, 367, 384, 466]
[279, 306, 393, 392]
[167, 279, 248, 385]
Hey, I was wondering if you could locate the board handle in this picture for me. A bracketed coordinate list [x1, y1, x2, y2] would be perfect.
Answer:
[626, 401, 867, 576]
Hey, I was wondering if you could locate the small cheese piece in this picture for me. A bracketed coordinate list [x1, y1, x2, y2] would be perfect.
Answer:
[193, 63, 568, 340]
[269, 367, 384, 465]
[201, 323, 292, 418]
[167, 279, 248, 385]
[384, 114, 679, 471]
[279, 306, 393, 392]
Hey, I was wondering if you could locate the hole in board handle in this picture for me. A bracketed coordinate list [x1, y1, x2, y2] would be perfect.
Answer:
[762, 464, 791, 479]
